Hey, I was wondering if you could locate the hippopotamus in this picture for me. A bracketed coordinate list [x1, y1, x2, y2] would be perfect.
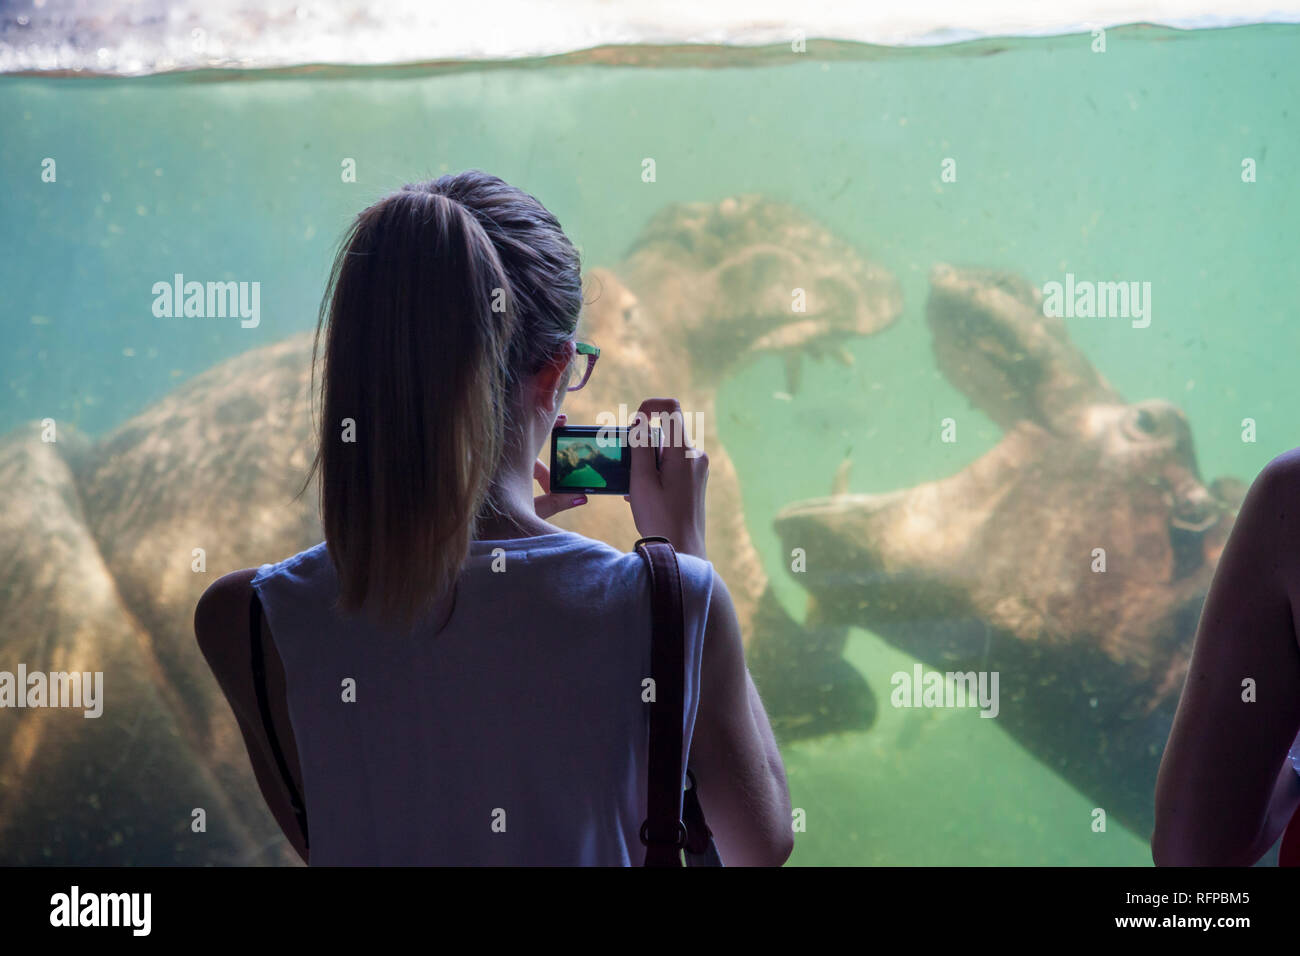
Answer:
[773, 264, 1245, 839]
[0, 195, 901, 863]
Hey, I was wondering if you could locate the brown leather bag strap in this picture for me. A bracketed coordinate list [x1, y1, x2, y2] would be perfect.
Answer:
[635, 535, 688, 867]
[682, 769, 720, 865]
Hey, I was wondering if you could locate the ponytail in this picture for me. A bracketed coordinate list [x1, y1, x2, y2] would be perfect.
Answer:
[302, 172, 582, 631]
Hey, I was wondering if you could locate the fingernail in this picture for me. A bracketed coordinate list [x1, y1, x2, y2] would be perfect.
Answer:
[572, 496, 587, 505]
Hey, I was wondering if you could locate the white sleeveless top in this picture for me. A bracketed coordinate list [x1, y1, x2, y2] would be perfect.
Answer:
[250, 530, 714, 866]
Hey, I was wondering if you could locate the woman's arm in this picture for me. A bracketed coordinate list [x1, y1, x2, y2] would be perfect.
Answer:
[689, 569, 795, 866]
[194, 569, 310, 864]
[1153, 451, 1300, 865]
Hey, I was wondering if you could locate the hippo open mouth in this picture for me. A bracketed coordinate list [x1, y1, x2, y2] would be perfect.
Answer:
[769, 263, 1246, 837]
[745, 269, 900, 396]
[615, 197, 903, 395]
[753, 322, 864, 396]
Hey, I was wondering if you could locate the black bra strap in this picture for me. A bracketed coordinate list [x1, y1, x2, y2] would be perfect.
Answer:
[249, 590, 310, 851]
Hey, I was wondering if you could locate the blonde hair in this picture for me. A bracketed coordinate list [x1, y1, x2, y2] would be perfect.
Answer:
[301, 171, 583, 630]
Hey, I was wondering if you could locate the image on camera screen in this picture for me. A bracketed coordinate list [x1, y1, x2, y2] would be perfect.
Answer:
[551, 429, 630, 493]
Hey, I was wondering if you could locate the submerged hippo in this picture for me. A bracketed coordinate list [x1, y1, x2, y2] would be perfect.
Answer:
[0, 195, 900, 863]
[774, 264, 1244, 839]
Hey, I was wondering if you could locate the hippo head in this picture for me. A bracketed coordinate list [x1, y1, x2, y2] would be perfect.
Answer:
[774, 264, 1243, 699]
[577, 195, 902, 398]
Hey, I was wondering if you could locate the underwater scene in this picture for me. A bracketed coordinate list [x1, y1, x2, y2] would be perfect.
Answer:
[2, 13, 1299, 865]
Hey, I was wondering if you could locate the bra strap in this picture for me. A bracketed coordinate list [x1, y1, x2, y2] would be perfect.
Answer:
[250, 590, 310, 851]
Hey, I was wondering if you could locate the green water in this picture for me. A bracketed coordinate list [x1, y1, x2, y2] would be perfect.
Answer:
[4, 24, 1298, 865]
[565, 465, 605, 487]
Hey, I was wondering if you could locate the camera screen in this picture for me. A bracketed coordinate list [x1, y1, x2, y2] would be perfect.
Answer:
[550, 427, 632, 494]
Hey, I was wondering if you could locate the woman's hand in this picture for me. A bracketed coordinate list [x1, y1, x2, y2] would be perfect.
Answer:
[534, 414, 588, 520]
[624, 398, 709, 559]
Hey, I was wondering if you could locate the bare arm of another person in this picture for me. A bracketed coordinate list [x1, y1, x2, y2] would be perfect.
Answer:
[1153, 450, 1300, 866]
[625, 397, 794, 866]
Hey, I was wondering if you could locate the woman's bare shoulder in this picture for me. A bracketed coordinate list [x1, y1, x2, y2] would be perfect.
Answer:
[194, 569, 259, 661]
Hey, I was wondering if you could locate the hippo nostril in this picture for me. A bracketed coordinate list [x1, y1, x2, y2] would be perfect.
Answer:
[1170, 507, 1217, 533]
[1136, 408, 1158, 434]
[1170, 488, 1218, 533]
